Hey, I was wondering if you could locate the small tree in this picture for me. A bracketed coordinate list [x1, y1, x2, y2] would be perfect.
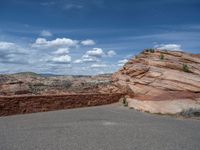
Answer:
[183, 64, 190, 73]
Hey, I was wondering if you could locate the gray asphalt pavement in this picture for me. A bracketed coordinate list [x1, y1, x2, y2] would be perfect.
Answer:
[0, 103, 200, 150]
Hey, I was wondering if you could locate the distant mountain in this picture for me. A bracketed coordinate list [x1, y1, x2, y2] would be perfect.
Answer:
[39, 73, 64, 77]
[1, 72, 112, 78]
[40, 74, 93, 78]
[12, 72, 41, 77]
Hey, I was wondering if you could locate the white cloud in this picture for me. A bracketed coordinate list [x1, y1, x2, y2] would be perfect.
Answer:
[82, 57, 98, 62]
[40, 30, 52, 37]
[53, 48, 69, 55]
[0, 41, 26, 54]
[81, 39, 96, 46]
[73, 59, 83, 64]
[86, 48, 104, 57]
[91, 64, 108, 68]
[51, 55, 71, 63]
[0, 42, 16, 50]
[107, 50, 116, 57]
[32, 38, 79, 49]
[118, 59, 128, 66]
[64, 4, 83, 10]
[0, 39, 119, 75]
[118, 59, 129, 64]
[73, 55, 98, 64]
[73, 48, 108, 64]
[73, 48, 104, 64]
[0, 41, 29, 64]
[154, 44, 182, 51]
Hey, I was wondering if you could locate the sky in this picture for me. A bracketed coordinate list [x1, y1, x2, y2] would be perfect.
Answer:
[0, 0, 200, 75]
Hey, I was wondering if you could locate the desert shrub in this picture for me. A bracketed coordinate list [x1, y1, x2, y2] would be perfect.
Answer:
[160, 54, 164, 60]
[179, 108, 200, 117]
[143, 48, 155, 53]
[51, 80, 72, 89]
[33, 83, 45, 86]
[182, 64, 190, 73]
[28, 85, 41, 94]
[122, 97, 128, 107]
[149, 49, 155, 53]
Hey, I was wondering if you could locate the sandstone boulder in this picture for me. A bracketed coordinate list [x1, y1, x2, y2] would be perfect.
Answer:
[112, 49, 200, 115]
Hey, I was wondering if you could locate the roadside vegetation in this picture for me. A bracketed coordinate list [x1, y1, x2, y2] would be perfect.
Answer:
[122, 97, 128, 107]
[179, 108, 200, 117]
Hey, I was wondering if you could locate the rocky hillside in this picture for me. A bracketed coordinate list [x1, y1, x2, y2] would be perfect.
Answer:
[112, 49, 200, 115]
[0, 73, 112, 96]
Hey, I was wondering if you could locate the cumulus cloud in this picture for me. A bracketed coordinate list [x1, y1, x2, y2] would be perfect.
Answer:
[53, 48, 69, 55]
[32, 38, 78, 49]
[118, 59, 128, 66]
[107, 50, 116, 57]
[73, 48, 117, 64]
[51, 55, 71, 63]
[40, 30, 52, 37]
[81, 39, 96, 46]
[154, 44, 182, 51]
[73, 48, 104, 64]
[91, 64, 108, 68]
[86, 48, 104, 57]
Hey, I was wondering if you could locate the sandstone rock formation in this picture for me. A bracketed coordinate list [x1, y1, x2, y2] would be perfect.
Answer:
[112, 49, 200, 115]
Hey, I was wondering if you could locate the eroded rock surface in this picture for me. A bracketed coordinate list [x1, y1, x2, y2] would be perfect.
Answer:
[112, 49, 200, 115]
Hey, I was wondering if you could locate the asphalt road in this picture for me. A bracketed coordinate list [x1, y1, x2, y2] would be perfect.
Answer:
[0, 103, 200, 150]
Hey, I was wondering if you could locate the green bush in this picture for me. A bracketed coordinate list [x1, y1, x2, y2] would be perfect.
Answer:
[149, 49, 155, 53]
[160, 54, 164, 60]
[122, 97, 128, 107]
[143, 48, 155, 53]
[182, 64, 190, 73]
[179, 108, 200, 117]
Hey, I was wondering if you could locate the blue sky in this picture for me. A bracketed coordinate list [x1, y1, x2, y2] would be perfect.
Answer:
[0, 0, 200, 75]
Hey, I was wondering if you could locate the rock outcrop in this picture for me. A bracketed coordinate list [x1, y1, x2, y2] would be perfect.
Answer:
[112, 49, 200, 115]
